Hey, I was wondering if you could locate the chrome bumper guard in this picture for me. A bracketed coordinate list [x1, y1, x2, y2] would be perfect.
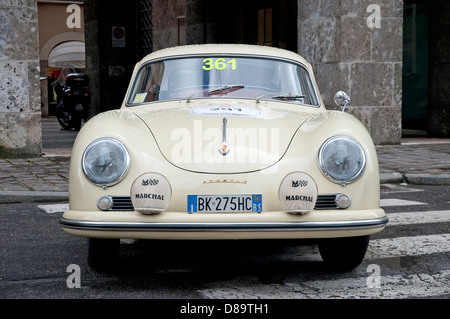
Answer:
[60, 216, 388, 232]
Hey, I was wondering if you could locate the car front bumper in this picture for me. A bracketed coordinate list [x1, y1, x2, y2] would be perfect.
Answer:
[60, 209, 387, 240]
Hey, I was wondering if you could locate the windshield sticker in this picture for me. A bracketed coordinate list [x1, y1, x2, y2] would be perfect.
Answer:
[133, 93, 147, 103]
[190, 105, 261, 117]
[202, 58, 237, 71]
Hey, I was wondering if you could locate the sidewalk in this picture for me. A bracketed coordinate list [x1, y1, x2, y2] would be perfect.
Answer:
[1, 137, 449, 204]
[376, 139, 450, 185]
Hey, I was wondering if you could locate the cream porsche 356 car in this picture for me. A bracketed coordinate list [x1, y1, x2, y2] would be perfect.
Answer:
[60, 44, 387, 270]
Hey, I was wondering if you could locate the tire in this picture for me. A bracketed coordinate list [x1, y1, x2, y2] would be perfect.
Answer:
[87, 238, 120, 271]
[71, 116, 82, 131]
[56, 104, 73, 130]
[318, 235, 370, 271]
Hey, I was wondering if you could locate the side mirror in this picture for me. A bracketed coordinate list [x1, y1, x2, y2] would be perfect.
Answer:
[334, 91, 351, 112]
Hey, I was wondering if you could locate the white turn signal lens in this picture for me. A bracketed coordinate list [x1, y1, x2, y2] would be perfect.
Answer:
[335, 193, 351, 209]
[97, 195, 113, 211]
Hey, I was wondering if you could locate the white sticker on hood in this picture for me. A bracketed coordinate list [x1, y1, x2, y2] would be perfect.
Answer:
[190, 105, 261, 117]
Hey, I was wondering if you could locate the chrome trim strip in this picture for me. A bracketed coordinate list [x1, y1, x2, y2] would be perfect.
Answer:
[60, 216, 388, 232]
[218, 117, 230, 156]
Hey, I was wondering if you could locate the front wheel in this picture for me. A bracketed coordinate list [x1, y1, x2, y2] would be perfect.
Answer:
[318, 235, 370, 271]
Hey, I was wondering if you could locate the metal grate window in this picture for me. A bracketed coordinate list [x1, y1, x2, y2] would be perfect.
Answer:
[138, 0, 153, 58]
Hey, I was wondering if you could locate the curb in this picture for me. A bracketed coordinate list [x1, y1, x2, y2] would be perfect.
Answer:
[380, 172, 450, 185]
[380, 172, 404, 184]
[405, 173, 450, 186]
[0, 191, 69, 204]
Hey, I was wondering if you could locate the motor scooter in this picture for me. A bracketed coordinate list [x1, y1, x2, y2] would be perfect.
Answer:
[55, 73, 91, 130]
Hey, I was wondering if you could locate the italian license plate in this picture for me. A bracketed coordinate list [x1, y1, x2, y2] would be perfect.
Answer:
[187, 194, 262, 213]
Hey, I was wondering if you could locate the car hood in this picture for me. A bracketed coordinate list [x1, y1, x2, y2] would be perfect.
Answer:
[132, 100, 318, 174]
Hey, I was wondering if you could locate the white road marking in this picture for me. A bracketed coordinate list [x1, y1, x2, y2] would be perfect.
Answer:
[37, 203, 69, 214]
[284, 269, 450, 299]
[366, 234, 450, 259]
[387, 210, 450, 226]
[381, 198, 426, 207]
[120, 239, 137, 244]
[199, 269, 450, 299]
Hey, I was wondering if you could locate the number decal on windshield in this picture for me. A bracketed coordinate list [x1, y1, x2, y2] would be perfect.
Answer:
[202, 58, 236, 71]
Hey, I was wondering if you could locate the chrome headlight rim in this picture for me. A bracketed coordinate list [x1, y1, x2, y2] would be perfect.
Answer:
[318, 135, 366, 185]
[82, 137, 130, 187]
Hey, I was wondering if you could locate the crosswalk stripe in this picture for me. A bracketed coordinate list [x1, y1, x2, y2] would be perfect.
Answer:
[284, 269, 450, 299]
[37, 203, 69, 214]
[366, 234, 450, 259]
[199, 269, 450, 299]
[275, 234, 450, 263]
[387, 210, 450, 225]
[381, 198, 426, 207]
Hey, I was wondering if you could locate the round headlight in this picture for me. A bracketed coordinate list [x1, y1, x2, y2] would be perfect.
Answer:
[318, 136, 366, 185]
[82, 138, 130, 186]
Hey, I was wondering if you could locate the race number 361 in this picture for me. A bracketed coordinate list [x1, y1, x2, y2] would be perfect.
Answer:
[202, 58, 237, 71]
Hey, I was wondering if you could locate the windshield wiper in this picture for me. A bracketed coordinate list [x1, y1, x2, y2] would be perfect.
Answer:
[208, 84, 244, 95]
[272, 93, 306, 101]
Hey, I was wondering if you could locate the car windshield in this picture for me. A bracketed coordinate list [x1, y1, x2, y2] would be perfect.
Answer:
[127, 56, 319, 106]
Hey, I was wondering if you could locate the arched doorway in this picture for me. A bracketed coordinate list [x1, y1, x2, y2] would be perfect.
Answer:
[48, 41, 86, 69]
[39, 33, 85, 117]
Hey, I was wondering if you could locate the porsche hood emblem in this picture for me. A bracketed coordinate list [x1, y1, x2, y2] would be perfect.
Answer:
[218, 117, 230, 156]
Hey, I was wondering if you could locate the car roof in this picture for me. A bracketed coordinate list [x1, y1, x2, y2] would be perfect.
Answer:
[139, 44, 312, 68]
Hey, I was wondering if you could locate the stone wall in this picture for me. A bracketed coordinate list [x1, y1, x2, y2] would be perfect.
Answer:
[152, 0, 206, 50]
[0, 0, 41, 157]
[297, 0, 403, 144]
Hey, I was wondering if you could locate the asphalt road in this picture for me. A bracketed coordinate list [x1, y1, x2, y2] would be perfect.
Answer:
[1, 184, 449, 308]
[41, 116, 78, 149]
